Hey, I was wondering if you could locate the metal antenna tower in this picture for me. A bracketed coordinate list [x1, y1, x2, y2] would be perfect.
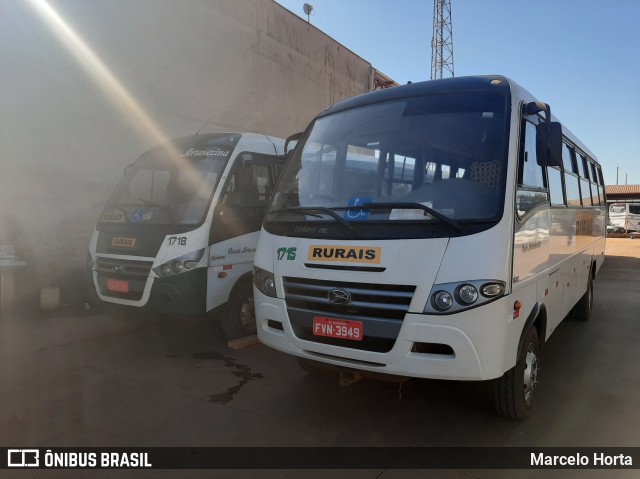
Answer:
[430, 0, 454, 80]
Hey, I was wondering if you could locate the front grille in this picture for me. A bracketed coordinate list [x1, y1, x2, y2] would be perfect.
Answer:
[95, 257, 154, 300]
[96, 258, 153, 277]
[283, 277, 415, 321]
[283, 277, 416, 353]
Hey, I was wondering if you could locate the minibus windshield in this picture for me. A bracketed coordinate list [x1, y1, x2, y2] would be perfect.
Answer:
[267, 92, 509, 236]
[100, 145, 231, 226]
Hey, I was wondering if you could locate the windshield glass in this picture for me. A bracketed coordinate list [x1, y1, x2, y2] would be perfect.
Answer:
[629, 205, 640, 215]
[268, 92, 509, 231]
[609, 204, 626, 214]
[100, 135, 236, 226]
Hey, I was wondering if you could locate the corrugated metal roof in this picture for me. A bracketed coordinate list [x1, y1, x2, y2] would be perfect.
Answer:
[606, 185, 640, 196]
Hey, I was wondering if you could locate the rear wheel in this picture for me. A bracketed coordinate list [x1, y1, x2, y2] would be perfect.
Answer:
[220, 281, 256, 339]
[575, 271, 593, 321]
[494, 326, 540, 420]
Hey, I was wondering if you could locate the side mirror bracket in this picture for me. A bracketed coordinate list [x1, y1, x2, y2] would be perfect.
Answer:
[284, 132, 303, 159]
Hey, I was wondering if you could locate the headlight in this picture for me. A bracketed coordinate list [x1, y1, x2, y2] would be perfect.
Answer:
[254, 266, 276, 297]
[425, 280, 506, 314]
[457, 284, 478, 304]
[432, 291, 453, 311]
[154, 248, 205, 278]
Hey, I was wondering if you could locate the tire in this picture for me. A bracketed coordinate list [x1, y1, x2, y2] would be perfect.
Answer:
[575, 271, 593, 322]
[220, 281, 256, 339]
[494, 326, 540, 420]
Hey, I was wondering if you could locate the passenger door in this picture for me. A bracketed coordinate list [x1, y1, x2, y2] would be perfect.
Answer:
[210, 153, 283, 245]
[206, 153, 283, 311]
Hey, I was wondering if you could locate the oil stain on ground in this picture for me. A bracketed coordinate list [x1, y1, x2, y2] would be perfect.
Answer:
[193, 351, 263, 405]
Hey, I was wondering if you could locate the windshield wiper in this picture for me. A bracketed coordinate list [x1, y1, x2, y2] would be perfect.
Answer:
[267, 207, 359, 237]
[359, 202, 466, 233]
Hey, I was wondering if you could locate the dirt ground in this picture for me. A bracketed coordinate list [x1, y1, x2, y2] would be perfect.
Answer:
[605, 237, 640, 258]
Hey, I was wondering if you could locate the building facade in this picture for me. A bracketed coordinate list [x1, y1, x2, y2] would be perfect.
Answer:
[1, 0, 393, 307]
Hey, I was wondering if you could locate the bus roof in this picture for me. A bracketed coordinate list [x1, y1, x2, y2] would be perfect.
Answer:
[321, 75, 511, 116]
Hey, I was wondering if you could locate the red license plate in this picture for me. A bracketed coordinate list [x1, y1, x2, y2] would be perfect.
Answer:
[312, 316, 363, 341]
[107, 279, 129, 293]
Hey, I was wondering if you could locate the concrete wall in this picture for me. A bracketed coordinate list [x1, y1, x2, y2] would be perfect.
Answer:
[0, 0, 377, 307]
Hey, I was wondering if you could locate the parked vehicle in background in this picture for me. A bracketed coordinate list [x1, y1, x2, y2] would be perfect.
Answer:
[88, 132, 285, 338]
[253, 75, 606, 419]
[609, 202, 640, 232]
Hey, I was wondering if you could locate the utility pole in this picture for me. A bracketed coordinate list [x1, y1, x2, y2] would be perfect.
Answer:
[431, 0, 454, 80]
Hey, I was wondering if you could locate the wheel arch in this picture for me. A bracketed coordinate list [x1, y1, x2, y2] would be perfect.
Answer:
[518, 302, 547, 357]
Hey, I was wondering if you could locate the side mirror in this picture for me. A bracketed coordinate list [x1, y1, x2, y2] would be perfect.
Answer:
[284, 132, 303, 158]
[525, 101, 563, 168]
[536, 122, 562, 168]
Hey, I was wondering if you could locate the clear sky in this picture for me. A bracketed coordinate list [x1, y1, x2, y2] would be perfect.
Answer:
[275, 0, 640, 186]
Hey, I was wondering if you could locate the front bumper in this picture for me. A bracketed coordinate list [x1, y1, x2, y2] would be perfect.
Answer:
[255, 287, 515, 381]
[94, 268, 207, 315]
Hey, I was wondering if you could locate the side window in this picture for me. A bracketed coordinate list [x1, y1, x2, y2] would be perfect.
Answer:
[564, 171, 581, 206]
[516, 120, 548, 216]
[562, 143, 574, 173]
[548, 166, 565, 206]
[424, 161, 438, 184]
[576, 154, 593, 206]
[562, 144, 581, 206]
[519, 121, 545, 188]
[575, 152, 586, 178]
[597, 166, 605, 187]
[579, 154, 589, 180]
[591, 185, 600, 206]
[390, 155, 415, 197]
[580, 178, 592, 206]
[253, 164, 273, 204]
[598, 184, 605, 206]
[596, 165, 605, 205]
[590, 163, 598, 183]
[223, 154, 276, 207]
[588, 161, 600, 205]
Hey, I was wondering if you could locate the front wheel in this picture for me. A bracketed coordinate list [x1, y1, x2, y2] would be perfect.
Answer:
[494, 326, 540, 420]
[220, 281, 256, 339]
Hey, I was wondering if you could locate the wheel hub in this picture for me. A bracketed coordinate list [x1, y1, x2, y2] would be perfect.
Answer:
[239, 296, 256, 330]
[523, 346, 538, 403]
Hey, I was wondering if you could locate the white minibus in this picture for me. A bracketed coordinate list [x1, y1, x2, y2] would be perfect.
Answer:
[253, 76, 606, 418]
[88, 132, 285, 338]
[609, 202, 640, 232]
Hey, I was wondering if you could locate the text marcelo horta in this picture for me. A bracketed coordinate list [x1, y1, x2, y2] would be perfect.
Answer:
[531, 453, 632, 467]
